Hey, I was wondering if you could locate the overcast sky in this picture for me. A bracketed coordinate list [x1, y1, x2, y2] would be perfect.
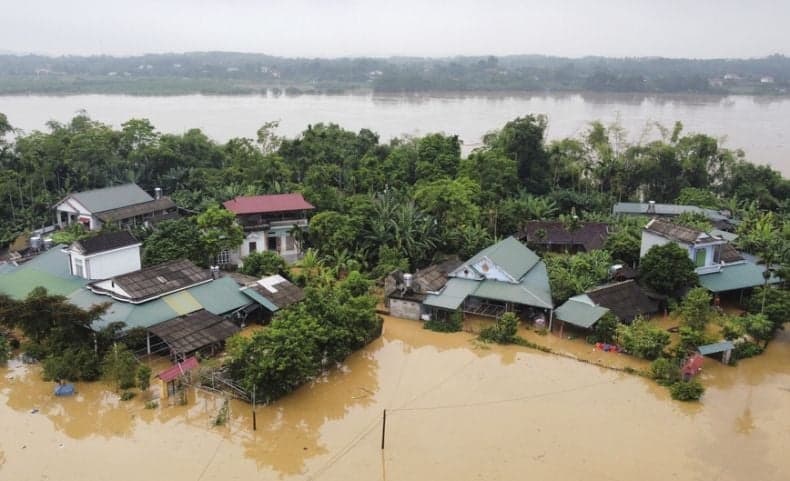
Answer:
[2, 0, 787, 58]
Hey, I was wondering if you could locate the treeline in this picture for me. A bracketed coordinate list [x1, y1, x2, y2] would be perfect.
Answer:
[0, 52, 789, 95]
[1, 110, 788, 279]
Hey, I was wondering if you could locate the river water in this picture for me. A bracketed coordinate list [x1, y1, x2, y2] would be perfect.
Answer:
[1, 92, 789, 176]
[1, 315, 789, 481]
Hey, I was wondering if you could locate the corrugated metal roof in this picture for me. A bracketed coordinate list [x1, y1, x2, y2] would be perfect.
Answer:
[188, 276, 252, 314]
[0, 266, 87, 300]
[157, 357, 199, 382]
[613, 202, 730, 222]
[69, 183, 153, 213]
[240, 287, 279, 312]
[698, 262, 782, 293]
[555, 295, 610, 329]
[465, 236, 539, 281]
[423, 278, 478, 310]
[698, 341, 735, 356]
[163, 290, 203, 315]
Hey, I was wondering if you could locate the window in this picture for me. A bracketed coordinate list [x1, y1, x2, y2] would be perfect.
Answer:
[267, 236, 279, 252]
[285, 236, 295, 251]
[248, 241, 257, 253]
[694, 249, 707, 267]
[217, 249, 231, 266]
[74, 259, 85, 278]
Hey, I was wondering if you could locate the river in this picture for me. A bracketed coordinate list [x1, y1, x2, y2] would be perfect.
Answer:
[1, 315, 789, 481]
[1, 92, 789, 176]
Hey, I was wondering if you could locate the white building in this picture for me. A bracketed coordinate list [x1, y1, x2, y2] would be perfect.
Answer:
[65, 231, 142, 280]
[640, 218, 735, 274]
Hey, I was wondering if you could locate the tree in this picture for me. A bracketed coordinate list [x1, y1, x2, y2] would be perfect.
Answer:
[669, 379, 704, 401]
[142, 218, 204, 266]
[102, 344, 139, 390]
[616, 318, 670, 360]
[480, 312, 520, 344]
[241, 251, 287, 277]
[484, 115, 550, 193]
[741, 313, 775, 347]
[589, 312, 619, 344]
[196, 205, 244, 265]
[678, 287, 713, 331]
[137, 364, 152, 391]
[639, 243, 698, 297]
[747, 287, 790, 332]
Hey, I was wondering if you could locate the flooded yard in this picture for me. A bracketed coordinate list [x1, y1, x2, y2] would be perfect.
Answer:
[1, 315, 789, 481]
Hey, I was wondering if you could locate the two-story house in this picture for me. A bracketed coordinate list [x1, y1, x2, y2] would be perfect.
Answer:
[222, 193, 315, 264]
[640, 218, 729, 274]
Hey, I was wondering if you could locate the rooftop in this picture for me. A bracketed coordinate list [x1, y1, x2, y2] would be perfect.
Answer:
[62, 183, 153, 213]
[613, 202, 732, 222]
[149, 309, 239, 357]
[644, 218, 721, 245]
[585, 280, 659, 323]
[89, 259, 212, 303]
[156, 356, 199, 382]
[223, 193, 315, 215]
[240, 274, 305, 311]
[555, 294, 610, 329]
[94, 197, 177, 223]
[72, 231, 140, 256]
[519, 221, 609, 252]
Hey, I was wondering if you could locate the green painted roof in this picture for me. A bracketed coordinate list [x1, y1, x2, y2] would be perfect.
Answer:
[69, 183, 153, 213]
[466, 236, 540, 281]
[163, 290, 203, 315]
[423, 278, 478, 310]
[0, 248, 87, 300]
[698, 341, 734, 356]
[240, 288, 280, 312]
[555, 294, 610, 329]
[698, 262, 782, 293]
[188, 277, 252, 314]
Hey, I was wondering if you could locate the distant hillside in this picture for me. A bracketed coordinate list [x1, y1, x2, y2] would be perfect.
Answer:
[0, 52, 788, 96]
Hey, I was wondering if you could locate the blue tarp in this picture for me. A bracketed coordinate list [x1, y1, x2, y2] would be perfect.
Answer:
[54, 383, 75, 396]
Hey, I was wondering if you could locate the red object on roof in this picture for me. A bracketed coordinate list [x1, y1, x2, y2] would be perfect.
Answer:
[223, 193, 315, 215]
[681, 353, 704, 378]
[156, 356, 199, 382]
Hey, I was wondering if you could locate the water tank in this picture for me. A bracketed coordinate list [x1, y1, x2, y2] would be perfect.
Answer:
[29, 235, 42, 250]
[154, 187, 163, 199]
[403, 273, 413, 289]
[43, 237, 53, 250]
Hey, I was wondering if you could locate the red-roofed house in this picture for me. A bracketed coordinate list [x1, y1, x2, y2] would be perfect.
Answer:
[223, 193, 315, 263]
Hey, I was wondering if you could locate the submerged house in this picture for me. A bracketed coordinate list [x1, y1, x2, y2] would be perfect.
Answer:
[384, 259, 462, 321]
[422, 237, 553, 322]
[55, 183, 178, 231]
[554, 280, 660, 334]
[223, 193, 315, 265]
[519, 221, 609, 253]
[640, 218, 781, 296]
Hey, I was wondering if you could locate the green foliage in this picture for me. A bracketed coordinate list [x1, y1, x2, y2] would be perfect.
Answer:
[544, 250, 612, 304]
[678, 287, 713, 331]
[480, 312, 520, 344]
[747, 287, 790, 330]
[42, 347, 101, 382]
[650, 357, 681, 385]
[741, 313, 775, 346]
[604, 228, 641, 266]
[102, 344, 139, 390]
[678, 326, 716, 351]
[196, 205, 244, 264]
[240, 251, 286, 277]
[674, 211, 713, 231]
[639, 243, 698, 297]
[733, 342, 763, 360]
[675, 187, 720, 209]
[137, 365, 152, 391]
[120, 391, 136, 401]
[144, 400, 159, 409]
[142, 218, 205, 266]
[0, 334, 9, 365]
[51, 223, 90, 245]
[669, 379, 705, 401]
[616, 318, 671, 360]
[424, 311, 463, 333]
[588, 312, 620, 344]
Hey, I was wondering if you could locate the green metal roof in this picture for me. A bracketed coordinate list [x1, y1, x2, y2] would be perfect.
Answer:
[698, 262, 782, 293]
[423, 278, 478, 310]
[188, 277, 252, 314]
[698, 341, 734, 356]
[240, 288, 280, 312]
[555, 294, 610, 329]
[465, 236, 540, 281]
[0, 250, 87, 300]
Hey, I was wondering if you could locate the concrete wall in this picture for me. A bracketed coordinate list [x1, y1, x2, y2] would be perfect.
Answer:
[640, 230, 676, 258]
[389, 299, 423, 321]
[72, 245, 141, 280]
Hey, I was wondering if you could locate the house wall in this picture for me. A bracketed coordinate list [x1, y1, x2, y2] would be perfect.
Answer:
[56, 198, 101, 230]
[640, 231, 678, 258]
[389, 298, 423, 321]
[238, 225, 303, 264]
[71, 245, 141, 280]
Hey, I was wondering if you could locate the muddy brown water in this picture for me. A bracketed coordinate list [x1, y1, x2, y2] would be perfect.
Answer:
[1, 316, 789, 481]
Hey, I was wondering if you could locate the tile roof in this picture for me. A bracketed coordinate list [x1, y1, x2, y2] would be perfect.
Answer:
[585, 280, 659, 322]
[519, 221, 609, 252]
[223, 193, 315, 215]
[73, 231, 140, 255]
[644, 218, 718, 245]
[94, 197, 177, 223]
[66, 183, 153, 213]
[241, 274, 305, 311]
[149, 309, 240, 356]
[90, 259, 212, 302]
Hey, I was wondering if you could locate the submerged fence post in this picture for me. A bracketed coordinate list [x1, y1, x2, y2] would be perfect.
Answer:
[381, 409, 387, 450]
[252, 386, 257, 431]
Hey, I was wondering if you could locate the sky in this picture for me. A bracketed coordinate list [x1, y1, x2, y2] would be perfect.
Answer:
[1, 0, 788, 59]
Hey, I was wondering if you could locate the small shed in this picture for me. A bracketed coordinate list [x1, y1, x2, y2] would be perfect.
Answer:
[554, 294, 610, 336]
[148, 309, 240, 359]
[698, 341, 735, 365]
[156, 356, 199, 399]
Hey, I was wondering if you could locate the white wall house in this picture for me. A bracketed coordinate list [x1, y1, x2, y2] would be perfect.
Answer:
[640, 219, 727, 274]
[66, 231, 142, 280]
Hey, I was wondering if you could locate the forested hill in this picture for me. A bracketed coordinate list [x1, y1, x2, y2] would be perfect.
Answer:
[0, 52, 788, 95]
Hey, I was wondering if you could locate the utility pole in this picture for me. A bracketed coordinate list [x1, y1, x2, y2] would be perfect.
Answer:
[252, 386, 257, 431]
[381, 409, 387, 450]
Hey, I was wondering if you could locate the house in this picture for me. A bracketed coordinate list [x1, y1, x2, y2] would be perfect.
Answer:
[613, 201, 737, 230]
[384, 259, 462, 321]
[55, 183, 178, 231]
[239, 274, 306, 321]
[519, 221, 609, 253]
[422, 237, 553, 322]
[65, 230, 142, 280]
[640, 218, 781, 295]
[554, 279, 659, 333]
[222, 193, 315, 264]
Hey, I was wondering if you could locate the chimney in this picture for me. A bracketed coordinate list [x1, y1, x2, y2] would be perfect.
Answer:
[647, 200, 656, 215]
[154, 187, 163, 199]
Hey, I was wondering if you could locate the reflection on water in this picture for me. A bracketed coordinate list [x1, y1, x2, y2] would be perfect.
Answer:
[1, 92, 788, 175]
[1, 315, 789, 481]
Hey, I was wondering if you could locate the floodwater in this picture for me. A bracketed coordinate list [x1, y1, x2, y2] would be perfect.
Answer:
[1, 316, 789, 481]
[1, 92, 789, 176]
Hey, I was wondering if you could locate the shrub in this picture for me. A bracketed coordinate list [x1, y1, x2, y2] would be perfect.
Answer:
[0, 334, 10, 365]
[678, 287, 713, 331]
[240, 251, 287, 277]
[669, 380, 705, 401]
[144, 400, 159, 409]
[119, 391, 136, 401]
[733, 342, 763, 361]
[678, 326, 716, 351]
[42, 347, 101, 382]
[102, 344, 139, 390]
[588, 312, 619, 344]
[650, 357, 681, 385]
[480, 312, 519, 344]
[424, 311, 462, 333]
[137, 365, 152, 391]
[616, 318, 670, 360]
